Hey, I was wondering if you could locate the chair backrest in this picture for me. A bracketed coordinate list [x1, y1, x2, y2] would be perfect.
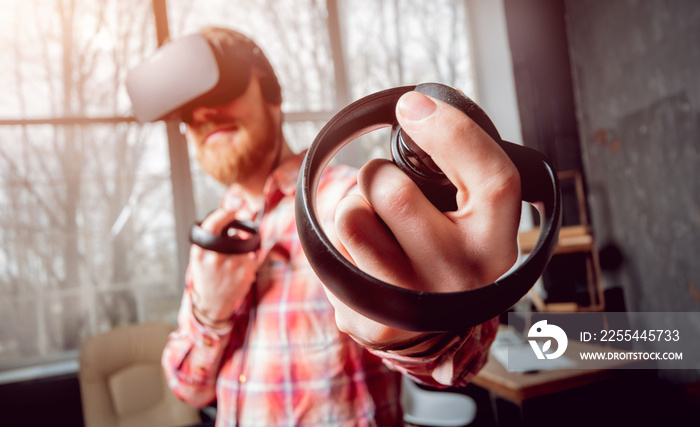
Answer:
[79, 322, 201, 427]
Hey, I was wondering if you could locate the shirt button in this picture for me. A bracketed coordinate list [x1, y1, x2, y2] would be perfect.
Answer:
[203, 337, 213, 347]
[239, 374, 247, 383]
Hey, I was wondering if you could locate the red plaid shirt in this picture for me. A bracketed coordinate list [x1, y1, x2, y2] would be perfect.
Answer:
[162, 152, 498, 426]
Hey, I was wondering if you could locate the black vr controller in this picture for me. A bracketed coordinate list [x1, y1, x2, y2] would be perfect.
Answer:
[189, 219, 261, 254]
[295, 83, 562, 332]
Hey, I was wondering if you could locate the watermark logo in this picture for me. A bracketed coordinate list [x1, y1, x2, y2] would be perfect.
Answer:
[528, 320, 568, 359]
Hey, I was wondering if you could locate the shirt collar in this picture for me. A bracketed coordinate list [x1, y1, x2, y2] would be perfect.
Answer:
[220, 150, 306, 218]
[264, 149, 306, 199]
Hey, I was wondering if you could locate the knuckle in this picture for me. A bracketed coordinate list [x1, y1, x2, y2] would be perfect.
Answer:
[383, 181, 416, 215]
[362, 164, 419, 221]
[370, 177, 419, 223]
[483, 163, 521, 201]
[448, 114, 483, 146]
[458, 115, 482, 134]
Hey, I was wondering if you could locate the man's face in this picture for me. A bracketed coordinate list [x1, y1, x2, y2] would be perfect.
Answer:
[184, 74, 282, 186]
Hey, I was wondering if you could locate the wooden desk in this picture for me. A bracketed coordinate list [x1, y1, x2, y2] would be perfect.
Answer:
[471, 332, 652, 426]
[472, 339, 636, 404]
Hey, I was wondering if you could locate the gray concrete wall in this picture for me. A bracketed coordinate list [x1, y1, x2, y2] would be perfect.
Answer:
[564, 0, 699, 316]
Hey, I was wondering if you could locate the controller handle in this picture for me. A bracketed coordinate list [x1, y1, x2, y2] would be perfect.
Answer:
[190, 219, 261, 254]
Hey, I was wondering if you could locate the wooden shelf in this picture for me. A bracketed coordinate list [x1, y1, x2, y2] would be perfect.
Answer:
[519, 224, 594, 255]
[520, 170, 605, 312]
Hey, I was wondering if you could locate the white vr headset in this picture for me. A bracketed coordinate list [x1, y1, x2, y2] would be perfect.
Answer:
[126, 33, 280, 123]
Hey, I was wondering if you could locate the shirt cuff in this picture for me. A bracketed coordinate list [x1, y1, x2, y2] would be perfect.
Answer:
[190, 304, 234, 336]
[173, 291, 233, 381]
[368, 317, 499, 387]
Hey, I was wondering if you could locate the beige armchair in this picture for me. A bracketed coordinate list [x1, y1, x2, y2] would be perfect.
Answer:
[79, 321, 202, 427]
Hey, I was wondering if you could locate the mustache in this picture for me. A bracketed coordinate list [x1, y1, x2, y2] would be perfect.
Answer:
[194, 119, 242, 143]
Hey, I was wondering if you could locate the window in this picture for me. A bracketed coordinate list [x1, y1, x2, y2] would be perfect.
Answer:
[0, 0, 475, 379]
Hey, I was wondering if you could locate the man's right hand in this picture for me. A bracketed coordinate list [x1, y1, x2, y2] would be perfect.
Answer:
[189, 208, 259, 328]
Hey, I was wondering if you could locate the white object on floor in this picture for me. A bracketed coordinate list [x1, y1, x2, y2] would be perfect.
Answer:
[401, 375, 477, 426]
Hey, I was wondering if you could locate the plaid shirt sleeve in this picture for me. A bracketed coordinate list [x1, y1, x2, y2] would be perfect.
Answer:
[161, 269, 242, 408]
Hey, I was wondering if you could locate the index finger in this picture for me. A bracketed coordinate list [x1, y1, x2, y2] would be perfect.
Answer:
[200, 208, 241, 236]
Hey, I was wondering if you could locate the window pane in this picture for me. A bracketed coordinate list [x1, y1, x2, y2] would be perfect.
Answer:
[340, 0, 475, 99]
[168, 0, 338, 113]
[1, 0, 159, 118]
[0, 122, 179, 368]
[333, 0, 476, 165]
[0, 0, 178, 372]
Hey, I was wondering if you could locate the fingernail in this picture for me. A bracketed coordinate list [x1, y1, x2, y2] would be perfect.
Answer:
[397, 91, 437, 121]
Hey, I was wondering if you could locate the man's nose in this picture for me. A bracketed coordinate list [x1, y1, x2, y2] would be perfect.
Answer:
[189, 104, 222, 123]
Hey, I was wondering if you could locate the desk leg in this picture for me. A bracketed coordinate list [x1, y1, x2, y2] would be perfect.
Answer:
[488, 391, 500, 426]
[488, 392, 525, 427]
